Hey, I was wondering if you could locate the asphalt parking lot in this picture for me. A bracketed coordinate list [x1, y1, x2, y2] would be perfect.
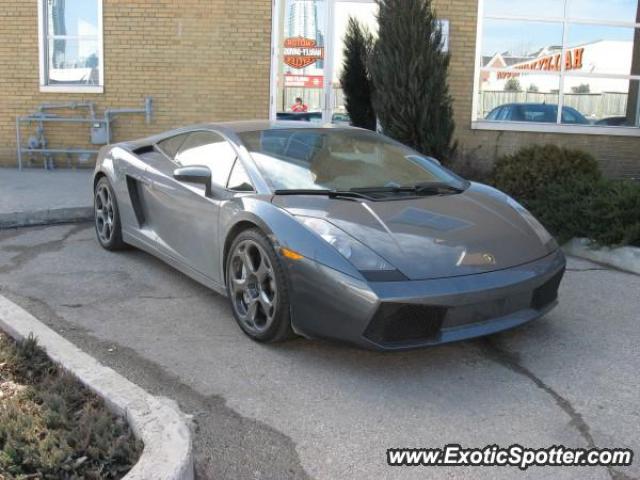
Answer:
[0, 224, 638, 480]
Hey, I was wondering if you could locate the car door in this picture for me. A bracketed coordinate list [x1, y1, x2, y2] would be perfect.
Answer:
[143, 130, 238, 283]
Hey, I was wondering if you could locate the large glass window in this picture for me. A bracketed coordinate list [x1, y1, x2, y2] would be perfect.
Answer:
[39, 0, 103, 91]
[476, 0, 640, 131]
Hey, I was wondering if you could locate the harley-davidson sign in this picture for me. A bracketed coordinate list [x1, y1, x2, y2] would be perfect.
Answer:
[284, 37, 324, 69]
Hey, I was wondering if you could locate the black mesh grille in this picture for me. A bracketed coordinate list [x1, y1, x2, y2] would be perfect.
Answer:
[531, 268, 565, 310]
[363, 304, 447, 345]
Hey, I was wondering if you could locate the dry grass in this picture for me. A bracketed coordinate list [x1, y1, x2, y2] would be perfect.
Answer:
[0, 332, 142, 479]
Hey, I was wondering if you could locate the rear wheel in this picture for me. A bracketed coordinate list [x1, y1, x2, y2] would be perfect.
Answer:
[94, 177, 125, 251]
[226, 229, 293, 343]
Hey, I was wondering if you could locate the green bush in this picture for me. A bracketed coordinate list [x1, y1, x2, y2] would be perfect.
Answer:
[0, 334, 142, 479]
[492, 144, 640, 247]
[530, 178, 640, 247]
[492, 144, 601, 207]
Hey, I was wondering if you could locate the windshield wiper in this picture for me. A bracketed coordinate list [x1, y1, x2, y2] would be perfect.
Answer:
[273, 189, 371, 200]
[413, 182, 466, 194]
[350, 182, 465, 196]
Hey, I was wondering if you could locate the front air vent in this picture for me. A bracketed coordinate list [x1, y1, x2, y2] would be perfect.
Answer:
[363, 304, 447, 345]
[531, 268, 565, 310]
[132, 145, 155, 155]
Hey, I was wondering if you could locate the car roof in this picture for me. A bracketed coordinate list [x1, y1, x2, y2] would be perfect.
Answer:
[122, 120, 361, 150]
[207, 120, 355, 134]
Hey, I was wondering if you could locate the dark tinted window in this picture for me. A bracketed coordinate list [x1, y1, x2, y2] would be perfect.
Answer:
[486, 107, 501, 120]
[561, 107, 588, 124]
[176, 131, 237, 186]
[157, 134, 189, 158]
[519, 105, 557, 122]
[227, 160, 254, 192]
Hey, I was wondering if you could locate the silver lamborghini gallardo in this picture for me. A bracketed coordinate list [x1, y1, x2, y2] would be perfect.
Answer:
[93, 121, 565, 350]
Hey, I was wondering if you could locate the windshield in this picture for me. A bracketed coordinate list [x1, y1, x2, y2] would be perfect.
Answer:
[238, 129, 466, 192]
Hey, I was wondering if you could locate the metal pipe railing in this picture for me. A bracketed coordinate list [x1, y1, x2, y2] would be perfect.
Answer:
[16, 97, 154, 170]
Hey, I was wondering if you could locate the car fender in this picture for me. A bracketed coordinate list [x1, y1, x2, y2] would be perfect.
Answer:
[219, 196, 365, 283]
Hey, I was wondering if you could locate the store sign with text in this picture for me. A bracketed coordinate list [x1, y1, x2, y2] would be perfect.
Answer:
[498, 47, 585, 79]
[283, 37, 324, 69]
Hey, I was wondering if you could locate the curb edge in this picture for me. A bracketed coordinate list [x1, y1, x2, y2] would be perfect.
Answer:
[0, 294, 195, 480]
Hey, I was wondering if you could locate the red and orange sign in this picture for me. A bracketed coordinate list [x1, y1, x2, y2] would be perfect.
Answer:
[284, 37, 324, 69]
[284, 74, 324, 88]
[497, 47, 585, 80]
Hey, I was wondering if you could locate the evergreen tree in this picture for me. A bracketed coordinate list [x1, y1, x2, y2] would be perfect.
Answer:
[370, 0, 456, 161]
[340, 18, 376, 130]
[504, 78, 522, 92]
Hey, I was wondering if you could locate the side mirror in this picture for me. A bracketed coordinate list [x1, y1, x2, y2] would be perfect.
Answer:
[173, 165, 212, 197]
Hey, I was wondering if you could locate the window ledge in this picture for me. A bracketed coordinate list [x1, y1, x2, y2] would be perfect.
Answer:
[471, 120, 640, 137]
[39, 85, 104, 94]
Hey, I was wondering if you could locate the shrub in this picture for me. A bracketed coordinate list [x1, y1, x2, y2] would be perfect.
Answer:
[448, 149, 492, 184]
[492, 144, 601, 207]
[0, 334, 142, 479]
[370, 0, 456, 162]
[340, 17, 376, 130]
[530, 178, 640, 247]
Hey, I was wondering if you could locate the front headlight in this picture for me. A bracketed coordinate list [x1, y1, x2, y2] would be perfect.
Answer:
[297, 216, 395, 271]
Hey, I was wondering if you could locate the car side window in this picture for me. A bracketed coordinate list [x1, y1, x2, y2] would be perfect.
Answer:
[562, 108, 583, 124]
[487, 107, 504, 120]
[175, 131, 237, 187]
[157, 133, 189, 158]
[227, 160, 254, 192]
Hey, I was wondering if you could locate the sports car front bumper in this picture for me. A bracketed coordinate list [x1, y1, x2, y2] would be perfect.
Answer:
[284, 249, 566, 350]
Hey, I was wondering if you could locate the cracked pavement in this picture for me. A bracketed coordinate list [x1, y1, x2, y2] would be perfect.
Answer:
[0, 224, 638, 480]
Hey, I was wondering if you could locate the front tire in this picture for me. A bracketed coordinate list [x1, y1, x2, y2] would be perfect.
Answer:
[226, 229, 294, 343]
[94, 177, 126, 251]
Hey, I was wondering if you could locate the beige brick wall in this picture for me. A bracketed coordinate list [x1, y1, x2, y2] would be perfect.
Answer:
[0, 0, 272, 168]
[0, 0, 638, 175]
[434, 0, 640, 177]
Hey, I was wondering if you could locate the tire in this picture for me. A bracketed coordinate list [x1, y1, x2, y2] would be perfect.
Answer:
[94, 176, 126, 251]
[226, 228, 294, 343]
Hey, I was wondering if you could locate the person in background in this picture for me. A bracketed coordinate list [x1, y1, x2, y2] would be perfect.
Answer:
[291, 97, 308, 113]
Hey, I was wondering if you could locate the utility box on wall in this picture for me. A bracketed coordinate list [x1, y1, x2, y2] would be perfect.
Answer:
[91, 122, 109, 145]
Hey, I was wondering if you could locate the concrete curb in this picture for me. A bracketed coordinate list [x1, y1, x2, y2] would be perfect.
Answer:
[563, 238, 640, 276]
[0, 294, 194, 480]
[0, 207, 93, 229]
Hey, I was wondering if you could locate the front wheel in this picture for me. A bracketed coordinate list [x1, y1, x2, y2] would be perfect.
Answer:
[94, 177, 126, 251]
[226, 229, 294, 343]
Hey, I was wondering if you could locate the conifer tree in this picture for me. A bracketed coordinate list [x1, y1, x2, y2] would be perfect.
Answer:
[340, 17, 376, 130]
[370, 0, 456, 161]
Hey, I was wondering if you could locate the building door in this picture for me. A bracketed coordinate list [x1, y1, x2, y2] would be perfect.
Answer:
[270, 0, 377, 124]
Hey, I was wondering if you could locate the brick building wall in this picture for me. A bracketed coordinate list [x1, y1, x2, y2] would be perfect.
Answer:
[0, 0, 272, 168]
[0, 0, 638, 175]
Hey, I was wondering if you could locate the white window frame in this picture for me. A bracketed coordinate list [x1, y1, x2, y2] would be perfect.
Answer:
[472, 0, 640, 136]
[37, 0, 104, 93]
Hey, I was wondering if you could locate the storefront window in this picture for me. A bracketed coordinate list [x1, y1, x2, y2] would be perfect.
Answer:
[274, 0, 327, 121]
[39, 0, 103, 92]
[476, 0, 640, 131]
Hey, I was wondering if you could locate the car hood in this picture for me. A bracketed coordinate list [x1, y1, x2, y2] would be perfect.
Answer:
[272, 183, 557, 280]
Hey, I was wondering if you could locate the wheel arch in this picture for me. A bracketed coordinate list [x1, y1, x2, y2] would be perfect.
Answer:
[93, 171, 107, 191]
[221, 216, 275, 283]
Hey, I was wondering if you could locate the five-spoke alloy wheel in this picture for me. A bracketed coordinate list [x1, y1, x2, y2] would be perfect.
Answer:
[226, 229, 293, 342]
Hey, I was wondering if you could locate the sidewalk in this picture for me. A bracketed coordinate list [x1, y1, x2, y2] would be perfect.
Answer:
[0, 168, 93, 228]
